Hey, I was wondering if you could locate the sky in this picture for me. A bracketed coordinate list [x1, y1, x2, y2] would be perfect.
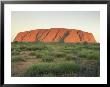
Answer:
[11, 11, 100, 42]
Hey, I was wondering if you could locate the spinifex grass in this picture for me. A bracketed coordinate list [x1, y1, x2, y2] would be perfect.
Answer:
[23, 61, 80, 77]
[11, 42, 100, 77]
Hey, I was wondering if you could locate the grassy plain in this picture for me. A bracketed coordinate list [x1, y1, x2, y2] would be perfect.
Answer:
[11, 42, 100, 77]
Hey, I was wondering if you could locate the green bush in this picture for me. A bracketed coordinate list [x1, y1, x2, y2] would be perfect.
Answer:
[51, 52, 66, 58]
[11, 56, 26, 62]
[11, 51, 20, 55]
[29, 52, 36, 56]
[36, 53, 44, 58]
[13, 44, 47, 51]
[41, 56, 54, 62]
[24, 62, 80, 77]
[29, 52, 44, 58]
[78, 60, 100, 77]
[65, 54, 77, 61]
[78, 49, 99, 60]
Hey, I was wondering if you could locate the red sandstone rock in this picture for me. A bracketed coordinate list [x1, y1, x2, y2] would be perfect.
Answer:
[64, 30, 81, 43]
[14, 28, 96, 43]
[13, 31, 29, 42]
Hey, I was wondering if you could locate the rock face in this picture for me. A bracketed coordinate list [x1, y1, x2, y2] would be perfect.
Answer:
[13, 28, 96, 43]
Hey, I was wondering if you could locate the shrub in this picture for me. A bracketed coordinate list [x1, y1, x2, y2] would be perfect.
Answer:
[41, 56, 54, 62]
[65, 54, 77, 61]
[29, 52, 44, 58]
[11, 56, 26, 62]
[29, 52, 36, 56]
[51, 52, 66, 58]
[78, 60, 100, 77]
[36, 53, 44, 58]
[78, 49, 99, 60]
[11, 51, 20, 55]
[16, 44, 47, 51]
[24, 62, 80, 77]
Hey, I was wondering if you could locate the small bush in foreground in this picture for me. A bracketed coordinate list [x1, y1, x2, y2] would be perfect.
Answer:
[51, 52, 66, 58]
[78, 49, 99, 60]
[23, 62, 80, 77]
[65, 54, 77, 61]
[41, 56, 54, 62]
[11, 51, 20, 55]
[11, 56, 26, 62]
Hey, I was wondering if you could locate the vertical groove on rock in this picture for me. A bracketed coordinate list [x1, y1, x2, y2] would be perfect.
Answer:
[35, 30, 40, 41]
[60, 31, 69, 42]
[41, 30, 50, 41]
[77, 30, 84, 42]
[24, 31, 31, 41]
[40, 30, 50, 41]
[52, 30, 60, 41]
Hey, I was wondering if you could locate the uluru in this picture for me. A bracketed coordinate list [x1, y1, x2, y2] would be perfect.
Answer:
[13, 28, 96, 43]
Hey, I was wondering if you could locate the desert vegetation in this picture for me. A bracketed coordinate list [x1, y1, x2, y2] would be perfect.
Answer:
[11, 42, 100, 77]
